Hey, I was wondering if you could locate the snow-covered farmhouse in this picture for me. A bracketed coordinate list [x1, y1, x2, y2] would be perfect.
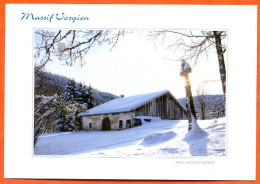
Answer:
[79, 90, 187, 131]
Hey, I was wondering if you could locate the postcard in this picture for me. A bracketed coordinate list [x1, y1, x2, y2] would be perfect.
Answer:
[4, 4, 257, 180]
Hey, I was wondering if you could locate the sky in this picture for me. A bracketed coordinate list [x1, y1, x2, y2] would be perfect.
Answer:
[37, 30, 224, 98]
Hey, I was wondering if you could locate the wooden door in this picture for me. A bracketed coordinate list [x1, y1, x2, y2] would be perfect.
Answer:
[102, 117, 111, 131]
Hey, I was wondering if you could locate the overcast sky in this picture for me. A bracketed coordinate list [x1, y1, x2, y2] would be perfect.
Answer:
[41, 30, 224, 98]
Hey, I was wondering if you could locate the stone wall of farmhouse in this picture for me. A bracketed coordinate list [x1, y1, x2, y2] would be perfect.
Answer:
[82, 112, 135, 131]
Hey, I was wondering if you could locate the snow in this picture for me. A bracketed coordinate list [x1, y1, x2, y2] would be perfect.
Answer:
[35, 118, 226, 157]
[79, 90, 184, 116]
[141, 131, 177, 146]
[180, 60, 191, 74]
[57, 42, 67, 52]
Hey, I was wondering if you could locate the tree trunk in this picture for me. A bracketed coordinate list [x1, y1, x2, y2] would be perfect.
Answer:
[185, 85, 196, 119]
[213, 31, 226, 98]
[183, 75, 196, 131]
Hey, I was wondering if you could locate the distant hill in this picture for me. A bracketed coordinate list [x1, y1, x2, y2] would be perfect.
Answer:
[177, 95, 225, 120]
[177, 95, 224, 106]
[34, 71, 117, 105]
[92, 88, 118, 105]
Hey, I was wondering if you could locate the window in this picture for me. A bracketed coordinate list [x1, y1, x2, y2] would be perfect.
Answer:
[134, 119, 142, 127]
[126, 119, 132, 128]
[119, 120, 123, 128]
[89, 123, 92, 129]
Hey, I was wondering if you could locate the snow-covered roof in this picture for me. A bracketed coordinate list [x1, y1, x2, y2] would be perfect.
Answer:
[79, 90, 185, 116]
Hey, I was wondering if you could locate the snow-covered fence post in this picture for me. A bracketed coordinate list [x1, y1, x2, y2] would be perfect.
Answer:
[180, 60, 197, 131]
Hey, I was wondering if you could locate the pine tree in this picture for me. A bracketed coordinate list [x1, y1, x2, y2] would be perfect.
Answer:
[82, 84, 90, 104]
[76, 83, 89, 104]
[55, 100, 87, 132]
[55, 100, 76, 132]
[87, 85, 95, 108]
[63, 79, 77, 101]
[75, 83, 83, 102]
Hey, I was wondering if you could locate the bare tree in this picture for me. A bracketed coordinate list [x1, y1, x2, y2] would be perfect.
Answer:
[34, 30, 125, 74]
[196, 84, 208, 120]
[209, 95, 226, 119]
[213, 31, 226, 97]
[148, 30, 226, 98]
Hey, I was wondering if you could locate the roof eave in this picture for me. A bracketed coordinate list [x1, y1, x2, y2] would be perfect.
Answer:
[79, 110, 132, 116]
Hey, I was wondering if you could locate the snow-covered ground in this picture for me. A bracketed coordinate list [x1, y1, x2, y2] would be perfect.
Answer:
[34, 118, 226, 157]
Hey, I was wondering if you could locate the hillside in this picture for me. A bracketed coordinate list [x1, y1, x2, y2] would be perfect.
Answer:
[34, 71, 117, 105]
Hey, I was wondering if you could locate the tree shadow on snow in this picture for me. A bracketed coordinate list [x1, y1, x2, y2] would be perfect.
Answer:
[141, 131, 176, 147]
[184, 129, 209, 156]
[158, 148, 180, 154]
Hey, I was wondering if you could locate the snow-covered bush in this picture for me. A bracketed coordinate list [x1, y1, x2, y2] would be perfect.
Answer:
[34, 94, 87, 146]
[34, 94, 61, 145]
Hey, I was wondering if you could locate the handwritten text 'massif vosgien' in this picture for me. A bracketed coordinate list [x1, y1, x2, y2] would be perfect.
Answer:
[21, 12, 89, 23]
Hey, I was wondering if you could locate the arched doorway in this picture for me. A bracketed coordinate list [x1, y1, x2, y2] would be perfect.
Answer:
[102, 117, 111, 131]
